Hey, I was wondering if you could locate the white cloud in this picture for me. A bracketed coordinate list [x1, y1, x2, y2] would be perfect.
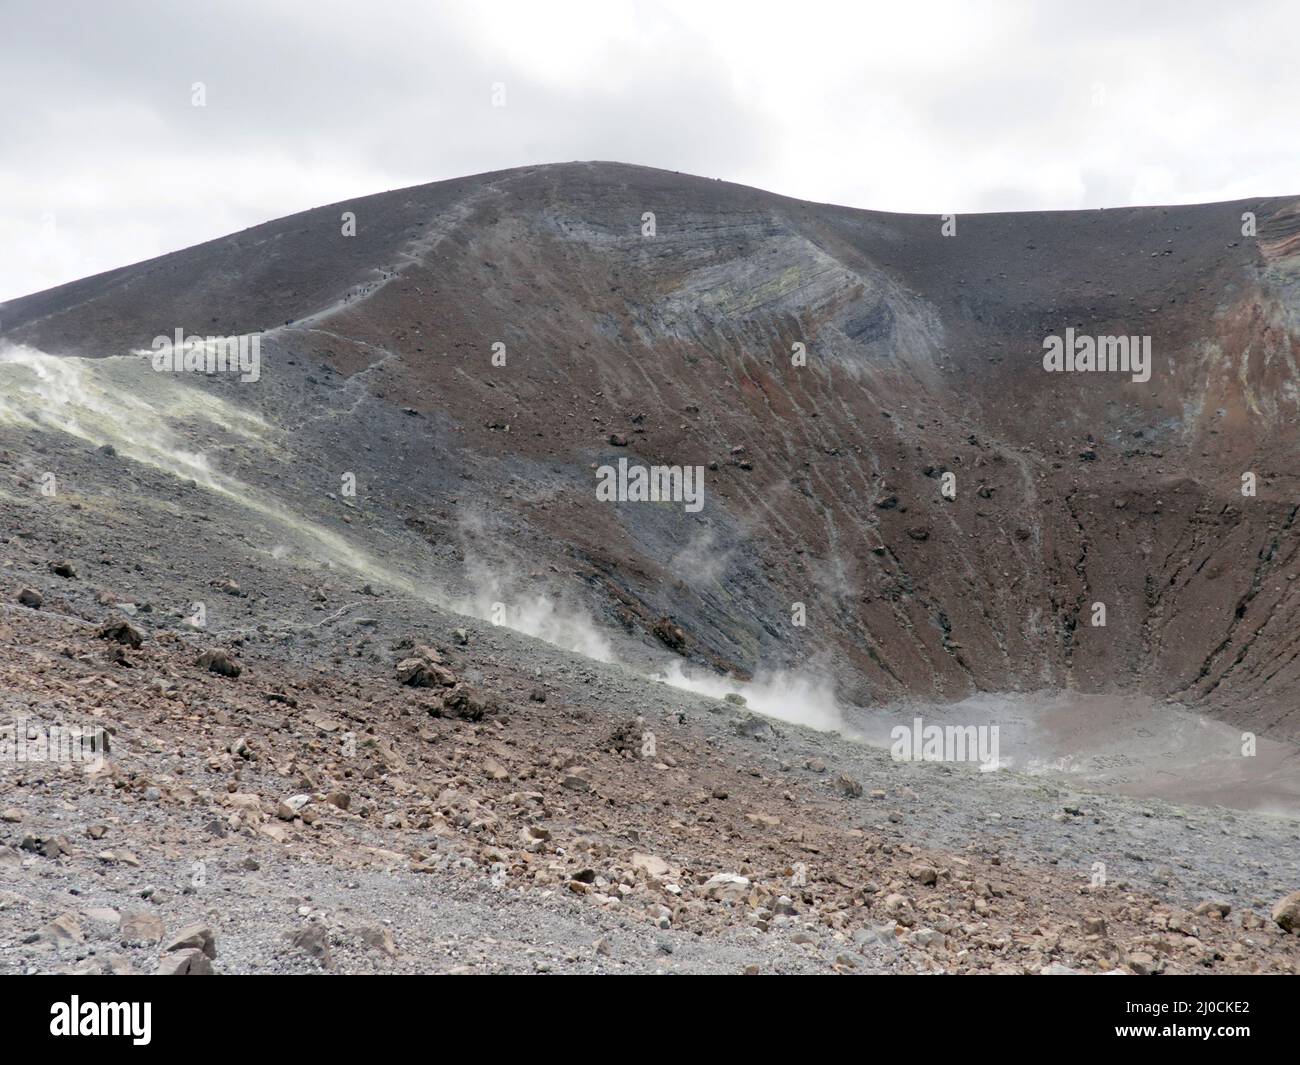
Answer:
[1, 0, 1295, 301]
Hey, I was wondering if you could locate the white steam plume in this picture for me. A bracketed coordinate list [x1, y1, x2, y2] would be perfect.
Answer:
[653, 660, 842, 732]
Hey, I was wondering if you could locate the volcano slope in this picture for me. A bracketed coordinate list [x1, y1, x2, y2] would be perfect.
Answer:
[0, 162, 1297, 975]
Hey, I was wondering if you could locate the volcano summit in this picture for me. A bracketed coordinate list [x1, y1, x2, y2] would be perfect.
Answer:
[0, 162, 1297, 976]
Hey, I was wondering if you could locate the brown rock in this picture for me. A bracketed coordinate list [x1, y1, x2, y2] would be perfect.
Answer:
[1272, 891, 1300, 933]
[162, 923, 217, 958]
[157, 948, 213, 975]
[37, 912, 83, 945]
[97, 619, 144, 648]
[1125, 952, 1161, 975]
[119, 911, 164, 946]
[436, 685, 494, 721]
[652, 616, 686, 652]
[632, 853, 670, 878]
[908, 863, 939, 886]
[397, 655, 457, 688]
[197, 648, 241, 677]
[836, 774, 864, 798]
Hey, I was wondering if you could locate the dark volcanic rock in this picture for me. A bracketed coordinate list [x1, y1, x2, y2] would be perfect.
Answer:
[652, 617, 687, 653]
[97, 619, 144, 648]
[435, 685, 496, 721]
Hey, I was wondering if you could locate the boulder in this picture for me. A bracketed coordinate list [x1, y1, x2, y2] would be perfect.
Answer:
[37, 913, 83, 946]
[1271, 891, 1300, 933]
[157, 948, 213, 975]
[632, 853, 670, 878]
[119, 911, 164, 946]
[397, 648, 457, 688]
[197, 648, 241, 677]
[704, 873, 751, 903]
[435, 685, 495, 721]
[161, 924, 217, 959]
[97, 619, 144, 648]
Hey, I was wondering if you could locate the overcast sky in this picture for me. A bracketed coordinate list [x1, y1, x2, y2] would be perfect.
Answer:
[3, 0, 1295, 302]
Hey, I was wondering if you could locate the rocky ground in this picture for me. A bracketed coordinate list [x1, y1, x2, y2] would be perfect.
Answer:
[2, 582, 1297, 975]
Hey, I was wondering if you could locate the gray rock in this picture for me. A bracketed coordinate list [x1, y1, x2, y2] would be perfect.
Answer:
[120, 910, 164, 945]
[37, 913, 83, 946]
[161, 923, 217, 958]
[288, 923, 333, 967]
[157, 948, 214, 975]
